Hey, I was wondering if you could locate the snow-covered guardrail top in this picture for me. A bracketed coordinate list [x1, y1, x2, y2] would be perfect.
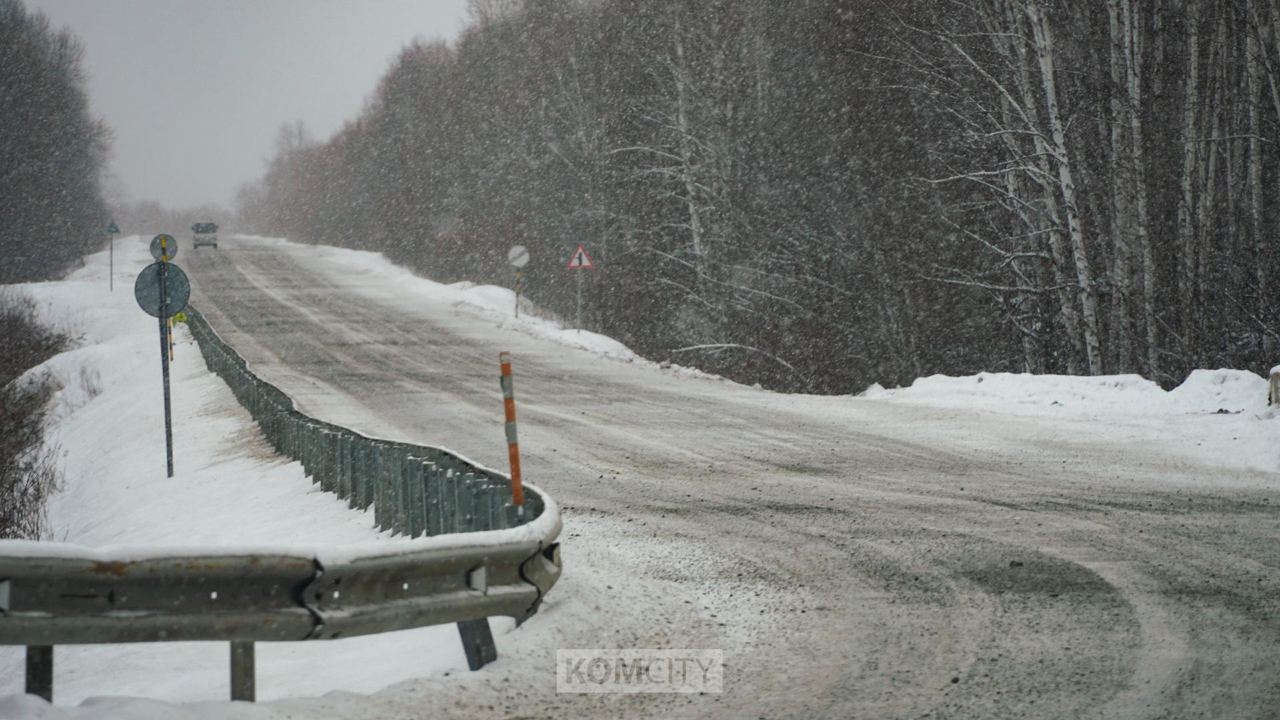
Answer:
[0, 500, 560, 645]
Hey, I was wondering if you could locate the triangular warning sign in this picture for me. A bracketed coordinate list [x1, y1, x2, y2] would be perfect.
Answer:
[566, 244, 594, 270]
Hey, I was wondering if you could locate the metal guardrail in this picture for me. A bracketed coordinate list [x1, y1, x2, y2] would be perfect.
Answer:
[0, 537, 562, 645]
[0, 305, 561, 703]
[186, 306, 535, 535]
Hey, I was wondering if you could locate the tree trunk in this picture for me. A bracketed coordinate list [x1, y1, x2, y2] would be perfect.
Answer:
[1195, 13, 1225, 367]
[1028, 2, 1105, 375]
[1109, 0, 1134, 372]
[1247, 1, 1270, 359]
[999, 100, 1045, 374]
[1123, 0, 1160, 378]
[1006, 0, 1085, 373]
[1178, 2, 1202, 366]
[672, 19, 706, 276]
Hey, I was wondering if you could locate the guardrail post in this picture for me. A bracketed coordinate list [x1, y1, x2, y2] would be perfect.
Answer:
[457, 619, 497, 671]
[314, 427, 324, 479]
[423, 462, 440, 536]
[321, 431, 337, 492]
[443, 469, 458, 533]
[25, 645, 52, 701]
[230, 641, 255, 702]
[301, 422, 314, 479]
[382, 446, 399, 532]
[358, 444, 374, 510]
[1269, 367, 1279, 405]
[459, 474, 476, 532]
[339, 433, 353, 504]
[372, 445, 387, 530]
[351, 444, 364, 508]
[400, 456, 416, 535]
[488, 480, 504, 530]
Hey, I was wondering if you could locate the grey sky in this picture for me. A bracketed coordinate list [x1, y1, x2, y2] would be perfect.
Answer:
[24, 0, 472, 209]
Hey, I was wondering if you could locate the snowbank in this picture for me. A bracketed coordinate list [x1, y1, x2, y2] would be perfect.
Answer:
[862, 369, 1278, 474]
[863, 369, 1271, 417]
[265, 236, 638, 361]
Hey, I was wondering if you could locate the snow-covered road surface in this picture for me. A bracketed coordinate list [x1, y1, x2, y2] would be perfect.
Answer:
[171, 236, 1280, 719]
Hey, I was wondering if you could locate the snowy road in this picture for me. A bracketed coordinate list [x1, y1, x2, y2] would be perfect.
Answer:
[184, 237, 1280, 719]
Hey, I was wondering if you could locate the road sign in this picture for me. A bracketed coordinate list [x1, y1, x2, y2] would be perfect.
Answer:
[106, 222, 120, 234]
[134, 262, 191, 318]
[508, 246, 529, 318]
[134, 260, 188, 479]
[508, 245, 530, 268]
[150, 234, 178, 261]
[566, 244, 593, 270]
[567, 244, 595, 331]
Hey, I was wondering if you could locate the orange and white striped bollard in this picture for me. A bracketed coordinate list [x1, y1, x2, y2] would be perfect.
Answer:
[499, 352, 525, 509]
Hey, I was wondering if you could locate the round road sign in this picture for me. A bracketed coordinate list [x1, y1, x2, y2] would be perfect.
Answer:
[508, 245, 530, 268]
[150, 234, 178, 261]
[134, 262, 191, 318]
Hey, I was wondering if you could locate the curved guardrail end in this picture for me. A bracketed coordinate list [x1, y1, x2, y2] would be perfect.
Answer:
[516, 542, 561, 625]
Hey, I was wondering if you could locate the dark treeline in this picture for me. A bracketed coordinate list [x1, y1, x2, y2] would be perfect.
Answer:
[0, 0, 109, 282]
[239, 0, 1280, 392]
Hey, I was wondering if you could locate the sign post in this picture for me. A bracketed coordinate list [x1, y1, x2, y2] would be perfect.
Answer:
[158, 258, 172, 477]
[507, 245, 529, 318]
[135, 234, 190, 478]
[106, 222, 119, 291]
[566, 244, 594, 332]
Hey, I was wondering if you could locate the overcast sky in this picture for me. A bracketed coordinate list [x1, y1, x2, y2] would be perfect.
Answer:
[24, 0, 472, 210]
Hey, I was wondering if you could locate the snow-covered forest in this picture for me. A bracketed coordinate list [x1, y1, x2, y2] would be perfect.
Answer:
[236, 0, 1280, 393]
[0, 0, 108, 282]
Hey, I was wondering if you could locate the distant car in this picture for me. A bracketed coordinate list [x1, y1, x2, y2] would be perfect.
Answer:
[192, 222, 218, 249]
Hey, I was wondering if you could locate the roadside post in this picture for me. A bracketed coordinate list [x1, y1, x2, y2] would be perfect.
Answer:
[499, 351, 525, 510]
[508, 245, 529, 317]
[458, 350, 530, 674]
[134, 234, 190, 478]
[106, 222, 119, 291]
[566, 243, 594, 332]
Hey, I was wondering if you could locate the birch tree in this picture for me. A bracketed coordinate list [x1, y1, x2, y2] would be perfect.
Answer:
[235, 0, 1280, 392]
